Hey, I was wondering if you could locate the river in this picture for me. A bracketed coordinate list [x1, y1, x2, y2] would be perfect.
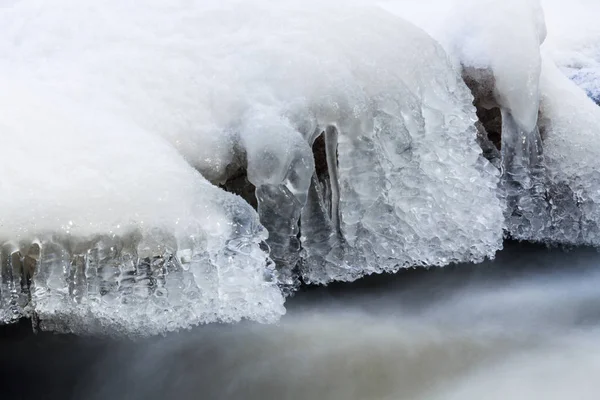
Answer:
[1, 241, 600, 399]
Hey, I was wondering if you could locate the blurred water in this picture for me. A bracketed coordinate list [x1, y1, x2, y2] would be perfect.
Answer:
[2, 242, 600, 399]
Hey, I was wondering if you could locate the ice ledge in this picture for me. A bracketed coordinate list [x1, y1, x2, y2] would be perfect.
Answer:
[0, 229, 285, 336]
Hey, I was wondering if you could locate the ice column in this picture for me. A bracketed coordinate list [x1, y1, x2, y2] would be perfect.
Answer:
[240, 109, 314, 290]
[501, 110, 549, 240]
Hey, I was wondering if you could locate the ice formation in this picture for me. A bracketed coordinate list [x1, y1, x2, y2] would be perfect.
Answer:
[387, 0, 600, 246]
[0, 0, 507, 333]
[537, 59, 600, 245]
[0, 77, 285, 335]
[536, 0, 600, 244]
[2, 0, 600, 334]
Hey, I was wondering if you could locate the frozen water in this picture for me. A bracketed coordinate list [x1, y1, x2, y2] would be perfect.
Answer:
[274, 4, 505, 283]
[536, 57, 600, 245]
[3, 0, 600, 334]
[301, 81, 505, 283]
[241, 109, 313, 288]
[494, 2, 600, 245]
[0, 0, 505, 293]
[532, 1, 600, 244]
[0, 73, 284, 335]
[386, 0, 600, 246]
[383, 0, 549, 239]
[382, 0, 546, 130]
[499, 111, 548, 241]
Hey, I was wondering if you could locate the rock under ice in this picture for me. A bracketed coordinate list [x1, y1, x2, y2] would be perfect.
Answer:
[0, 0, 599, 335]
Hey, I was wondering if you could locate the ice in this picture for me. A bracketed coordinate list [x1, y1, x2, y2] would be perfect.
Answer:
[533, 1, 600, 244]
[385, 0, 600, 246]
[536, 58, 600, 245]
[291, 7, 505, 283]
[10, 0, 600, 333]
[499, 111, 548, 240]
[383, 0, 549, 240]
[0, 0, 508, 310]
[240, 109, 314, 288]
[385, 0, 546, 131]
[0, 77, 284, 335]
[489, 2, 600, 246]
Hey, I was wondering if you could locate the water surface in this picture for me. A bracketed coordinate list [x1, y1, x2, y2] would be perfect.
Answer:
[2, 242, 600, 399]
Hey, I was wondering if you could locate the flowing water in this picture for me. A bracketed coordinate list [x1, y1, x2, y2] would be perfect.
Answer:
[2, 242, 600, 399]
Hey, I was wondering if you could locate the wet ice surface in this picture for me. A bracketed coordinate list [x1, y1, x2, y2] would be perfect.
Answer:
[2, 242, 600, 400]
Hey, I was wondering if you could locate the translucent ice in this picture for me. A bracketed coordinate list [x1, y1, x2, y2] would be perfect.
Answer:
[386, 0, 600, 246]
[288, 7, 505, 283]
[536, 57, 600, 245]
[384, 0, 547, 130]
[0, 0, 507, 302]
[6, 0, 600, 330]
[0, 78, 284, 335]
[383, 0, 550, 239]
[12, 0, 600, 333]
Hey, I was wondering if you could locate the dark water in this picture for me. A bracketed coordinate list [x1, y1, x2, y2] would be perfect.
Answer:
[2, 242, 600, 400]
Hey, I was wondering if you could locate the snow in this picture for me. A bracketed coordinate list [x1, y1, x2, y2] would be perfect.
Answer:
[1, 0, 505, 276]
[542, 0, 600, 103]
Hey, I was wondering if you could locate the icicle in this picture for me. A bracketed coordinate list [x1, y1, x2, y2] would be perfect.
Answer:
[325, 125, 342, 236]
[300, 126, 349, 284]
[256, 184, 302, 289]
[501, 109, 549, 240]
[0, 242, 24, 322]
